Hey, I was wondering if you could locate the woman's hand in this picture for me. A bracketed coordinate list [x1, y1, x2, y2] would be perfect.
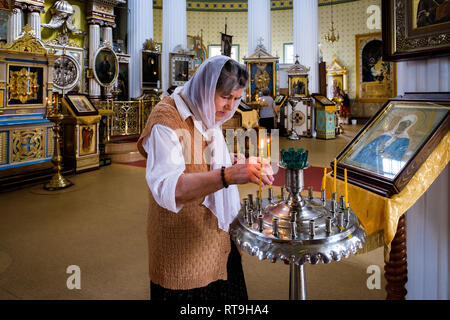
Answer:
[224, 157, 274, 186]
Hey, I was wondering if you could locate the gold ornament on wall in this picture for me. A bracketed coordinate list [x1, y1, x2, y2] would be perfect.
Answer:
[11, 129, 46, 163]
[8, 68, 40, 104]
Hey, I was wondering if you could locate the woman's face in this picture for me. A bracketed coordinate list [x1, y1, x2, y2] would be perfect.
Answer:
[214, 88, 244, 122]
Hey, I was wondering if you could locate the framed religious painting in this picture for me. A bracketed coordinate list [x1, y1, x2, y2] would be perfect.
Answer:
[334, 93, 450, 197]
[221, 33, 233, 57]
[289, 75, 309, 98]
[187, 35, 207, 71]
[245, 61, 277, 103]
[79, 124, 97, 157]
[355, 33, 397, 103]
[7, 64, 45, 107]
[141, 50, 161, 89]
[286, 59, 310, 99]
[169, 52, 194, 87]
[0, 0, 13, 11]
[93, 46, 119, 87]
[326, 56, 348, 100]
[65, 93, 98, 116]
[382, 0, 450, 61]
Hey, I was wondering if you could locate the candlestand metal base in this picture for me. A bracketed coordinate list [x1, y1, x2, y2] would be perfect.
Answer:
[290, 263, 306, 300]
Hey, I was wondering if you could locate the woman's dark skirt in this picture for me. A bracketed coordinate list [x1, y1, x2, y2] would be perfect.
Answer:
[150, 237, 248, 301]
[259, 117, 275, 132]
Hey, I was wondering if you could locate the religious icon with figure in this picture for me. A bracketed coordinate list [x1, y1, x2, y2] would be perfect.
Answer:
[79, 124, 97, 156]
[356, 33, 396, 102]
[246, 61, 276, 102]
[0, 0, 12, 11]
[416, 0, 450, 28]
[94, 47, 119, 87]
[169, 52, 194, 87]
[382, 0, 450, 61]
[336, 95, 449, 197]
[289, 75, 309, 98]
[65, 93, 98, 116]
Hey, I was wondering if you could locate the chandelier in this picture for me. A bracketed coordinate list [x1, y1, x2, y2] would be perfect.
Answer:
[324, 0, 339, 44]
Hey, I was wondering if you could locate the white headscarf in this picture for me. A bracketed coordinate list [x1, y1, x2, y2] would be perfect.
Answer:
[174, 55, 242, 232]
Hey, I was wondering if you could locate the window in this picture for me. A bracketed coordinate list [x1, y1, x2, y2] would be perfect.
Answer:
[208, 44, 240, 62]
[283, 43, 294, 64]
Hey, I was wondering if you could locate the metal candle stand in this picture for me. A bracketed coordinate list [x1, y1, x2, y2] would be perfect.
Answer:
[230, 163, 366, 300]
[44, 92, 73, 191]
[288, 100, 300, 140]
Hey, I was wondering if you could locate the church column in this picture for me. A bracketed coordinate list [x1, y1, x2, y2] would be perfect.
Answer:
[27, 5, 44, 40]
[293, 0, 319, 93]
[162, 0, 187, 94]
[89, 21, 102, 100]
[7, 8, 23, 43]
[247, 0, 271, 54]
[102, 26, 113, 45]
[127, 0, 154, 98]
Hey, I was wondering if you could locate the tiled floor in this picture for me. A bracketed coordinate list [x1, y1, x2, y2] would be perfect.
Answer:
[0, 124, 387, 300]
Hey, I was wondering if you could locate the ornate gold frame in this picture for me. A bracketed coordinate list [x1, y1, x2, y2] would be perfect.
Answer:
[93, 45, 119, 88]
[355, 32, 397, 103]
[382, 0, 450, 61]
[326, 55, 348, 100]
[245, 60, 277, 103]
[6, 62, 46, 108]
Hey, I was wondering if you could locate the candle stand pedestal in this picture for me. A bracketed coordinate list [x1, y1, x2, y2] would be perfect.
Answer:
[230, 164, 366, 300]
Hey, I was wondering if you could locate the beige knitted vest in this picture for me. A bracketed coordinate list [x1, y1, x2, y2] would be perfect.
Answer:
[137, 96, 231, 290]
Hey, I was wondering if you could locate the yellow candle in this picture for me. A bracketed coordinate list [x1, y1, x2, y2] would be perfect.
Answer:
[333, 159, 337, 193]
[322, 168, 327, 190]
[258, 139, 264, 199]
[345, 169, 348, 208]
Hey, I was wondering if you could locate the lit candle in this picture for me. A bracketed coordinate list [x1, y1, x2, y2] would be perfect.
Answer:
[258, 138, 264, 199]
[322, 168, 327, 190]
[45, 97, 48, 116]
[345, 169, 348, 209]
[267, 136, 271, 191]
[333, 158, 337, 194]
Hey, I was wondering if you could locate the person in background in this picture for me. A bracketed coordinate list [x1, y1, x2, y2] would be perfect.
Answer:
[258, 88, 278, 132]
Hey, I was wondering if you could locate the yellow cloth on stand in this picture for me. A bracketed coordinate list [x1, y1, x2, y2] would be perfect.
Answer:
[97, 109, 115, 117]
[326, 131, 450, 261]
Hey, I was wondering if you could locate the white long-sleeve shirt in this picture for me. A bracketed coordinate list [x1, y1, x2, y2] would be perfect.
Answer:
[142, 93, 209, 213]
